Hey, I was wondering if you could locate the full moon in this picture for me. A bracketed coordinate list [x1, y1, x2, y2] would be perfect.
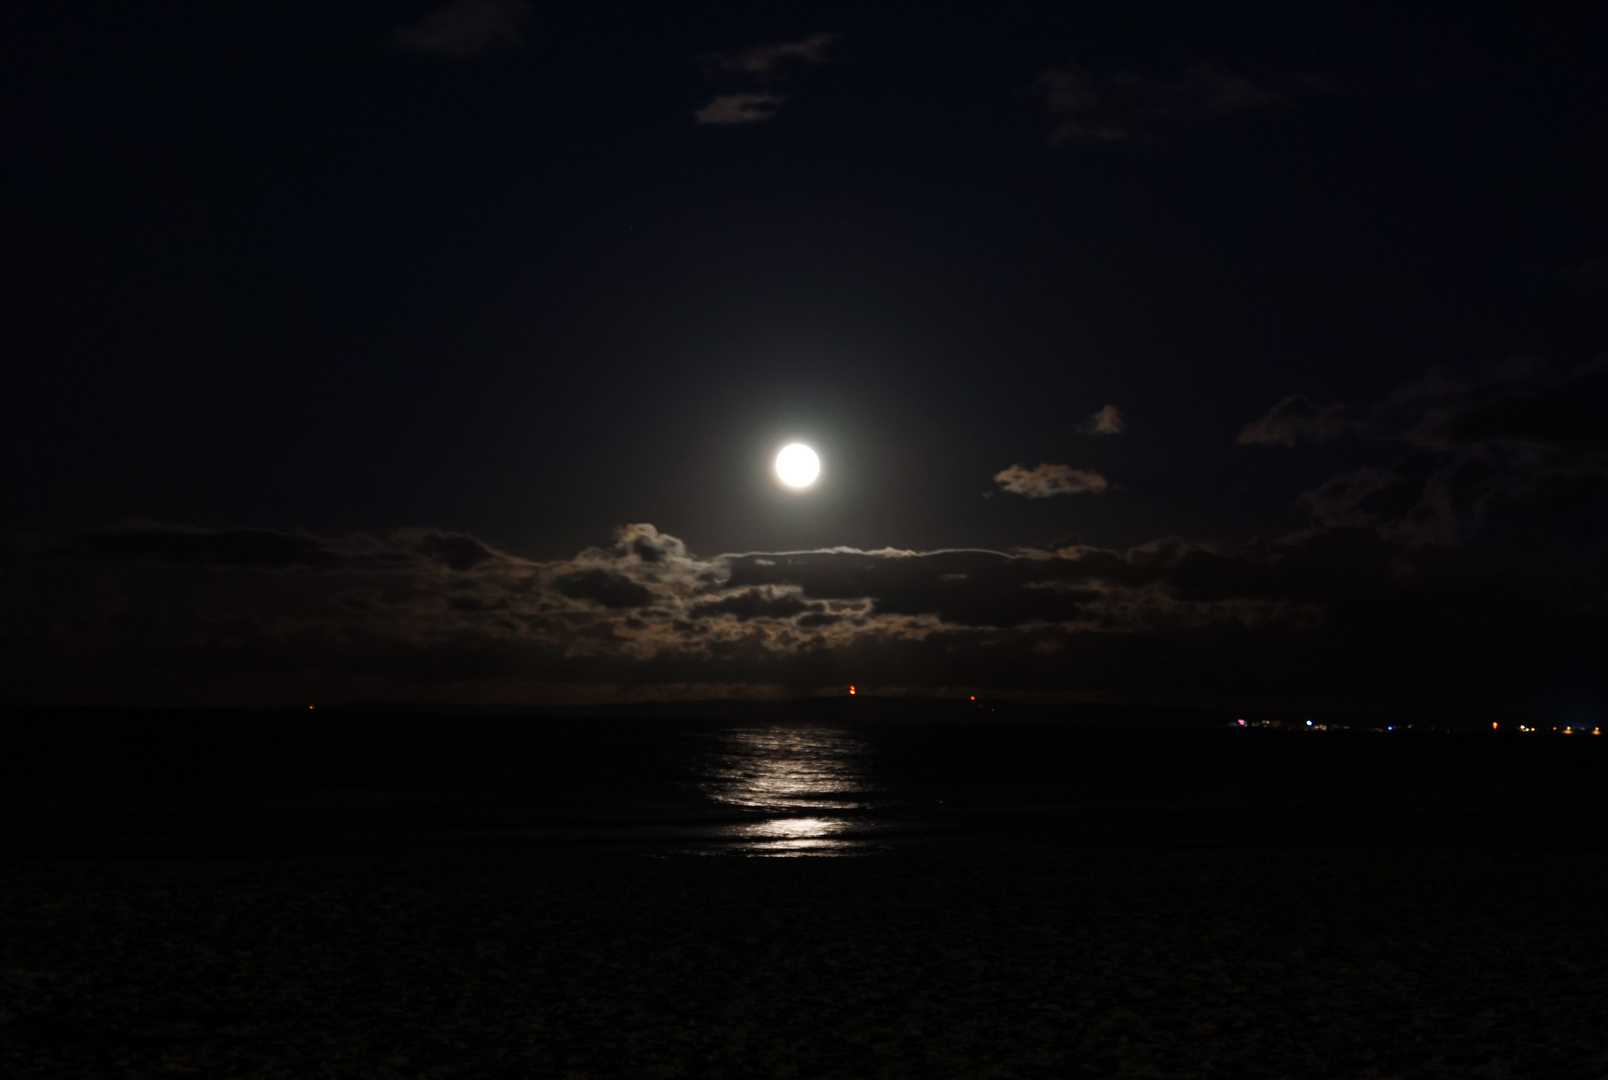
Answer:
[775, 443, 820, 488]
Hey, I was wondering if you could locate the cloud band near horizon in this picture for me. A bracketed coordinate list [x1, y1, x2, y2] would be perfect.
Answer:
[3, 362, 1601, 714]
[2, 503, 1597, 714]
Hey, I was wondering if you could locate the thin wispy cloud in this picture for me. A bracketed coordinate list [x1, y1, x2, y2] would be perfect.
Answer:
[694, 32, 841, 126]
[388, 0, 533, 58]
[694, 92, 784, 126]
[1035, 62, 1288, 144]
[698, 33, 839, 78]
[1238, 395, 1349, 446]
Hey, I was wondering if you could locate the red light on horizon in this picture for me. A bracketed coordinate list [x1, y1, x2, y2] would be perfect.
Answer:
[848, 685, 856, 695]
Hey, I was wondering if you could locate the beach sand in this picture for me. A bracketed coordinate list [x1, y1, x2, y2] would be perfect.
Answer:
[2, 851, 1606, 1079]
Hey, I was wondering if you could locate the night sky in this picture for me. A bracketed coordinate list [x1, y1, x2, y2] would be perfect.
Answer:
[4, 1, 1606, 713]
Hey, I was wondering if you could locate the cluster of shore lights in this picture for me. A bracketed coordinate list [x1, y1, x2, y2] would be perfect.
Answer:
[1230, 718, 1603, 734]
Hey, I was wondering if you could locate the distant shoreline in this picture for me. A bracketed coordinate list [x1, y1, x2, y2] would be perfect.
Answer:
[0, 697, 1536, 732]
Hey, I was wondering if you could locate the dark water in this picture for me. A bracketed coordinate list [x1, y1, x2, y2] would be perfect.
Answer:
[2, 710, 1606, 857]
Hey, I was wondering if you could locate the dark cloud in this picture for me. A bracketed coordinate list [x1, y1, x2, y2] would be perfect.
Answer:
[1562, 258, 1608, 293]
[994, 463, 1110, 498]
[401, 529, 503, 571]
[388, 0, 533, 58]
[1238, 395, 1350, 446]
[552, 569, 654, 610]
[1084, 404, 1124, 435]
[1299, 467, 1406, 530]
[694, 93, 784, 126]
[697, 33, 839, 78]
[1241, 359, 1608, 452]
[1527, 257, 1608, 295]
[1240, 360, 1608, 566]
[1439, 361, 1608, 451]
[1251, 362, 1608, 594]
[726, 550, 1112, 629]
[610, 522, 689, 565]
[796, 612, 844, 628]
[694, 33, 840, 125]
[690, 589, 822, 621]
[1035, 62, 1288, 144]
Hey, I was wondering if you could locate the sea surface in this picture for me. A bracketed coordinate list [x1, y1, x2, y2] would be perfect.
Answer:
[1, 710, 1605, 857]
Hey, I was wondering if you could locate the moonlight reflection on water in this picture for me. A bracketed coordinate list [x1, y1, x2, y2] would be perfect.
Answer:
[698, 727, 882, 853]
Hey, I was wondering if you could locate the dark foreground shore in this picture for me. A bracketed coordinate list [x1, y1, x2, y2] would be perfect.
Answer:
[3, 851, 1606, 1079]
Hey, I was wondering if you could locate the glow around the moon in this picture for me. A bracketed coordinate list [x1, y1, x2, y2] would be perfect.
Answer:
[775, 443, 821, 488]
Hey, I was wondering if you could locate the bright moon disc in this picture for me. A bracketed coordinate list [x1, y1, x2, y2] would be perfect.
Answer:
[775, 444, 820, 488]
